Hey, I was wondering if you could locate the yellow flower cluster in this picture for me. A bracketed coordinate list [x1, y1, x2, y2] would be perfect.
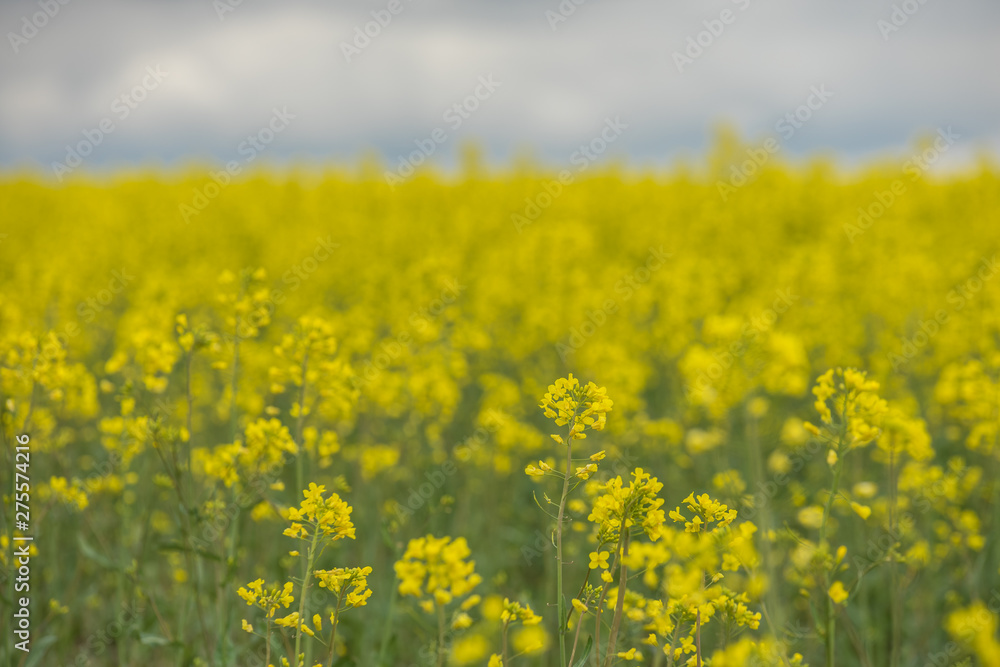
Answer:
[267, 315, 357, 424]
[539, 374, 613, 441]
[394, 535, 482, 608]
[314, 566, 373, 609]
[805, 367, 888, 448]
[589, 468, 667, 543]
[40, 476, 89, 511]
[5, 155, 1000, 666]
[500, 598, 542, 626]
[282, 482, 355, 542]
[237, 579, 295, 618]
[193, 417, 297, 487]
[668, 492, 738, 534]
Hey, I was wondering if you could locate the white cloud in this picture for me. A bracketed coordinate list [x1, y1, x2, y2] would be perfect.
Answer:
[0, 0, 997, 172]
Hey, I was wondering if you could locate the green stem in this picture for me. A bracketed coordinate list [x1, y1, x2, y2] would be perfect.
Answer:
[266, 619, 272, 667]
[501, 620, 510, 666]
[230, 333, 240, 442]
[888, 446, 899, 667]
[436, 603, 446, 667]
[602, 531, 629, 667]
[819, 429, 846, 667]
[376, 578, 398, 666]
[185, 352, 194, 472]
[567, 607, 586, 667]
[295, 352, 309, 496]
[295, 528, 321, 663]
[327, 588, 345, 667]
[666, 617, 681, 667]
[695, 609, 702, 667]
[554, 418, 576, 667]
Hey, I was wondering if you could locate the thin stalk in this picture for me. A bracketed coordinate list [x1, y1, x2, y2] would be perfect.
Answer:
[376, 578, 398, 666]
[888, 446, 899, 667]
[266, 619, 272, 667]
[436, 603, 447, 667]
[554, 417, 577, 666]
[819, 412, 847, 667]
[602, 531, 629, 667]
[695, 610, 702, 667]
[327, 588, 345, 667]
[593, 547, 623, 665]
[665, 619, 681, 667]
[295, 528, 322, 662]
[21, 345, 39, 434]
[229, 333, 241, 441]
[567, 610, 586, 667]
[185, 352, 194, 472]
[748, 405, 783, 633]
[295, 352, 309, 497]
[502, 620, 510, 666]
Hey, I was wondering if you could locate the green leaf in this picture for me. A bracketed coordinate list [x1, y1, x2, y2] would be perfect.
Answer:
[24, 635, 57, 667]
[77, 535, 118, 570]
[139, 633, 173, 647]
[572, 635, 593, 667]
[158, 540, 223, 562]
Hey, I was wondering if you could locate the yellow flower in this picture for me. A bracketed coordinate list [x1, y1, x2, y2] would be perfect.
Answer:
[539, 375, 613, 440]
[394, 535, 481, 610]
[314, 567, 373, 611]
[283, 483, 355, 543]
[241, 619, 253, 633]
[828, 581, 849, 605]
[589, 551, 610, 569]
[850, 502, 872, 520]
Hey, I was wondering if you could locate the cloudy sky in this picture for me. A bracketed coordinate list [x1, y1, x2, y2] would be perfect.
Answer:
[1, 0, 998, 175]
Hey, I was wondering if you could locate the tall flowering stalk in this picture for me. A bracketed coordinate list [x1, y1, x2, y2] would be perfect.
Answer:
[588, 468, 667, 665]
[530, 375, 613, 666]
[394, 535, 483, 666]
[268, 315, 355, 494]
[282, 482, 357, 664]
[804, 368, 887, 667]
